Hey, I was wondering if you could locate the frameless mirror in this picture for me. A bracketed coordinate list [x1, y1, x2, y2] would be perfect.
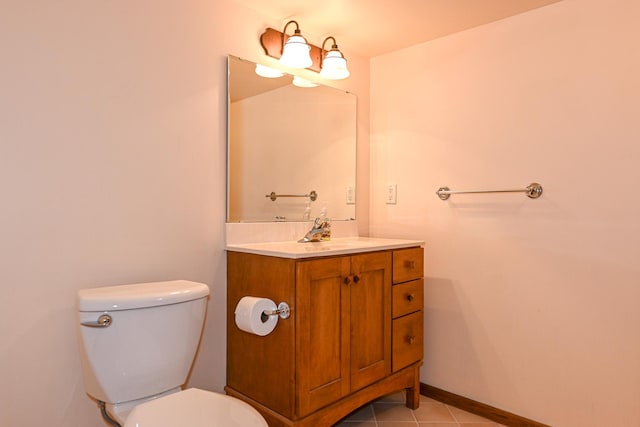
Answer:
[227, 55, 356, 222]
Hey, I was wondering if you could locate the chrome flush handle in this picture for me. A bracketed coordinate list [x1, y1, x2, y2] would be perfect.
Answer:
[81, 314, 113, 328]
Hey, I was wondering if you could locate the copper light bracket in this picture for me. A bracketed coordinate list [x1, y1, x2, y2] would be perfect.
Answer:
[260, 27, 323, 72]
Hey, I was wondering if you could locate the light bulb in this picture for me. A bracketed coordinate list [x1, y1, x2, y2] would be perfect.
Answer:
[280, 34, 313, 68]
[320, 50, 350, 80]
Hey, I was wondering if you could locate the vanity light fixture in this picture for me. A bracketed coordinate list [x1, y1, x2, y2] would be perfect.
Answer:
[319, 36, 350, 80]
[260, 23, 350, 80]
[279, 20, 313, 68]
[255, 63, 285, 78]
[292, 76, 318, 88]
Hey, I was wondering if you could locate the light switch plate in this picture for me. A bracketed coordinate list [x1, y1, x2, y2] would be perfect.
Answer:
[345, 186, 355, 204]
[386, 184, 397, 204]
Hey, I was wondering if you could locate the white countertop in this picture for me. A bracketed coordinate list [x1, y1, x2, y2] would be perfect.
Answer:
[225, 237, 424, 259]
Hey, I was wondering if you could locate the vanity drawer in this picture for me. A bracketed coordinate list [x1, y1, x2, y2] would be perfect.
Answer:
[392, 311, 423, 372]
[392, 279, 423, 319]
[393, 247, 424, 284]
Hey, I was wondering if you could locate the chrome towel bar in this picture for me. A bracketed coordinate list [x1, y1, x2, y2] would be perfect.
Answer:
[266, 190, 318, 202]
[436, 182, 543, 200]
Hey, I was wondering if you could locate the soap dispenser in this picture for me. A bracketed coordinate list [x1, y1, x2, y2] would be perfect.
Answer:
[303, 202, 311, 221]
[320, 207, 331, 241]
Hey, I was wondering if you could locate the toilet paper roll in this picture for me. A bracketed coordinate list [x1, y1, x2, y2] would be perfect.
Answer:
[234, 296, 278, 336]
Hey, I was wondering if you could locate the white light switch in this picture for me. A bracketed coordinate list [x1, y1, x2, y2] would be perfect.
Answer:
[386, 184, 397, 204]
[345, 186, 355, 204]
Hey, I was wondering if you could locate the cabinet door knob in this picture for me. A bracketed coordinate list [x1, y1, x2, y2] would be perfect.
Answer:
[406, 293, 415, 302]
[406, 336, 416, 345]
[353, 275, 360, 284]
[343, 276, 351, 285]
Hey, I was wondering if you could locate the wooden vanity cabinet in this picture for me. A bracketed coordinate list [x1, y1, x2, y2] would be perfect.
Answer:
[226, 247, 423, 427]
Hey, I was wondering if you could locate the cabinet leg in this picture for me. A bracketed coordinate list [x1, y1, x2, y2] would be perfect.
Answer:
[405, 365, 420, 409]
[405, 386, 420, 409]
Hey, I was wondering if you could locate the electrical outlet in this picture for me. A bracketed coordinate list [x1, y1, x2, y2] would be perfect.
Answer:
[386, 184, 397, 204]
[345, 186, 355, 204]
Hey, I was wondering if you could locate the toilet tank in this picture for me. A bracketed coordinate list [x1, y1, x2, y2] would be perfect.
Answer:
[77, 280, 210, 404]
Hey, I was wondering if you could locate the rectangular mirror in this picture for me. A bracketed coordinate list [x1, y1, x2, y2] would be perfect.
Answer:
[227, 55, 357, 222]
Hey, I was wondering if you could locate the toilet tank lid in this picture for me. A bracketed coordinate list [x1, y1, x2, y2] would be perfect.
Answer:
[77, 280, 210, 312]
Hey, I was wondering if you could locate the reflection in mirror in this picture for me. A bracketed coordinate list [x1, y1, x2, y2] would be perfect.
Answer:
[227, 55, 357, 223]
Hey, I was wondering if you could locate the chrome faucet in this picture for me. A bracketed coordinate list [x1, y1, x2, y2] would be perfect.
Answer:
[298, 216, 329, 242]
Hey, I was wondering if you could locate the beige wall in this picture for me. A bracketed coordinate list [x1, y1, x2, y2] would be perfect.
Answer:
[0, 1, 368, 426]
[370, 0, 640, 426]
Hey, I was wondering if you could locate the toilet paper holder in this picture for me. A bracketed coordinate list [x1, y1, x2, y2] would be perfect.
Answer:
[261, 301, 291, 321]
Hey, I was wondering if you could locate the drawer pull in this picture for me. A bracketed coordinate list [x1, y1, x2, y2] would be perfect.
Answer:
[406, 335, 416, 345]
[404, 260, 416, 269]
[406, 293, 415, 302]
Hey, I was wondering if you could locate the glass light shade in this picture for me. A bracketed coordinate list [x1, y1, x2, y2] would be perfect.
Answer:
[320, 50, 350, 80]
[255, 64, 284, 78]
[292, 76, 318, 88]
[280, 35, 313, 68]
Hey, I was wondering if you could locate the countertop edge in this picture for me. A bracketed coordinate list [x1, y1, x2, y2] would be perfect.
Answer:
[225, 237, 424, 259]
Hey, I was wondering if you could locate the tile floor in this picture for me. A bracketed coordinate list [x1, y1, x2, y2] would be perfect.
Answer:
[333, 391, 506, 427]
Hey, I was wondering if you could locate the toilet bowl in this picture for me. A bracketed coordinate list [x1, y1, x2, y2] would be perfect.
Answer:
[124, 388, 267, 427]
[76, 280, 267, 426]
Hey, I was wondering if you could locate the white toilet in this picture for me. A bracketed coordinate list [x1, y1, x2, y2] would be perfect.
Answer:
[76, 280, 267, 427]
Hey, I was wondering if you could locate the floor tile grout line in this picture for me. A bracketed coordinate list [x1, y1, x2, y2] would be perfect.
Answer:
[371, 403, 378, 427]
[445, 403, 461, 424]
[408, 399, 418, 425]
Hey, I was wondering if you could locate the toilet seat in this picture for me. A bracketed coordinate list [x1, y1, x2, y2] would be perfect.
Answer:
[123, 388, 268, 427]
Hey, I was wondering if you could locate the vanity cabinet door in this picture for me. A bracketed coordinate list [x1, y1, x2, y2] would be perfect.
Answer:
[349, 251, 392, 391]
[295, 251, 392, 417]
[296, 256, 352, 416]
